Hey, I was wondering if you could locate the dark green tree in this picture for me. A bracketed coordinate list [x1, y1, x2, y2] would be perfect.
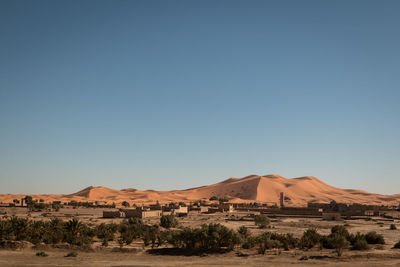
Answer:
[254, 215, 270, 229]
[160, 215, 178, 229]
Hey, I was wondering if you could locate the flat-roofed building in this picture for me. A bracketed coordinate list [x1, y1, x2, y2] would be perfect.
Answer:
[123, 208, 162, 219]
[171, 206, 188, 216]
[103, 210, 124, 218]
[219, 203, 234, 212]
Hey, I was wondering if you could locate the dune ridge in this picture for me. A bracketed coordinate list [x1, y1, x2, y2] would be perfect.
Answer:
[1, 175, 399, 206]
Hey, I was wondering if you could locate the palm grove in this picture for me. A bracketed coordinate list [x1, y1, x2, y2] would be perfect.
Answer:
[0, 214, 399, 256]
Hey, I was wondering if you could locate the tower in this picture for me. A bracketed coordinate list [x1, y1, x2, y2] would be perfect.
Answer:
[280, 192, 284, 207]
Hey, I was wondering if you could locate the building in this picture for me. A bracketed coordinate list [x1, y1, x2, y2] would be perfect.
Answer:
[188, 205, 209, 213]
[103, 210, 124, 218]
[171, 206, 188, 216]
[323, 212, 341, 221]
[365, 210, 374, 216]
[52, 201, 66, 205]
[199, 206, 209, 213]
[219, 203, 234, 212]
[123, 208, 162, 219]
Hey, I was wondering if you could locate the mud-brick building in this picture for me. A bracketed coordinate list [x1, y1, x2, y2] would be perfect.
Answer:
[103, 210, 124, 218]
[171, 206, 188, 216]
[123, 208, 162, 219]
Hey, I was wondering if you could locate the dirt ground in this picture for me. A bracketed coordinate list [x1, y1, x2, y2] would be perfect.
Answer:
[1, 247, 400, 267]
[1, 207, 400, 266]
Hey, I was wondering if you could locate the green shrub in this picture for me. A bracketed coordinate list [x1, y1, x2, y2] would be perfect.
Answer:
[43, 218, 65, 244]
[321, 235, 334, 249]
[64, 219, 94, 246]
[242, 236, 256, 249]
[160, 215, 178, 229]
[254, 215, 270, 229]
[331, 225, 351, 240]
[142, 225, 160, 248]
[393, 240, 400, 249]
[299, 229, 321, 250]
[256, 233, 281, 254]
[237, 226, 250, 238]
[166, 223, 241, 251]
[351, 236, 369, 250]
[329, 233, 349, 256]
[121, 201, 130, 207]
[270, 232, 298, 250]
[390, 224, 397, 230]
[95, 223, 118, 246]
[365, 231, 385, 244]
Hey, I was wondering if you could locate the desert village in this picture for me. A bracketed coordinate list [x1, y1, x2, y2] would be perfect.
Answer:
[2, 174, 400, 221]
[2, 189, 400, 221]
[1, 176, 400, 266]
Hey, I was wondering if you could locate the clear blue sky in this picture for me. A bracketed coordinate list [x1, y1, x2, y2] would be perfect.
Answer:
[1, 1, 399, 195]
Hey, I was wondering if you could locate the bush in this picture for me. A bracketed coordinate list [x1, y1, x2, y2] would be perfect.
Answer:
[36, 251, 48, 257]
[10, 217, 30, 241]
[299, 229, 321, 250]
[167, 223, 241, 251]
[365, 231, 385, 244]
[121, 201, 130, 207]
[329, 234, 349, 256]
[351, 237, 369, 250]
[95, 223, 118, 246]
[321, 235, 334, 249]
[65, 251, 77, 257]
[142, 225, 160, 248]
[242, 236, 256, 249]
[64, 219, 94, 246]
[254, 215, 270, 229]
[390, 224, 397, 230]
[393, 241, 400, 249]
[118, 218, 143, 246]
[237, 226, 250, 238]
[256, 233, 281, 254]
[331, 225, 350, 240]
[269, 232, 298, 250]
[160, 215, 178, 229]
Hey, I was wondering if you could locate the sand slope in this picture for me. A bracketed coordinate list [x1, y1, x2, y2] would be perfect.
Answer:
[1, 175, 399, 206]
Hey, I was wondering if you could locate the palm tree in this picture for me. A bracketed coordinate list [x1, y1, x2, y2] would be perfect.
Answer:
[66, 219, 82, 236]
[10, 216, 30, 241]
[43, 218, 64, 244]
[65, 218, 83, 245]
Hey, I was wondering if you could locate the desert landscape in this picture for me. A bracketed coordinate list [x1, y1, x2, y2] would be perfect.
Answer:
[1, 175, 399, 206]
[2, 0, 400, 266]
[1, 175, 400, 266]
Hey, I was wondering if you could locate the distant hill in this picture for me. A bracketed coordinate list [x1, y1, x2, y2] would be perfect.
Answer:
[1, 175, 399, 206]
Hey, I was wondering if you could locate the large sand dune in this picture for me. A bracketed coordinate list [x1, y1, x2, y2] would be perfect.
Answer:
[1, 175, 399, 206]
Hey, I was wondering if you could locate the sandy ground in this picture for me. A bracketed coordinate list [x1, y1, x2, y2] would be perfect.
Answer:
[1, 247, 400, 266]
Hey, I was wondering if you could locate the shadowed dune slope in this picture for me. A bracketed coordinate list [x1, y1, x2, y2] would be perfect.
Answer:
[1, 175, 399, 206]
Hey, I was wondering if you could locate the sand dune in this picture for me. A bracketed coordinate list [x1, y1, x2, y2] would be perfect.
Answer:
[1, 175, 399, 206]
